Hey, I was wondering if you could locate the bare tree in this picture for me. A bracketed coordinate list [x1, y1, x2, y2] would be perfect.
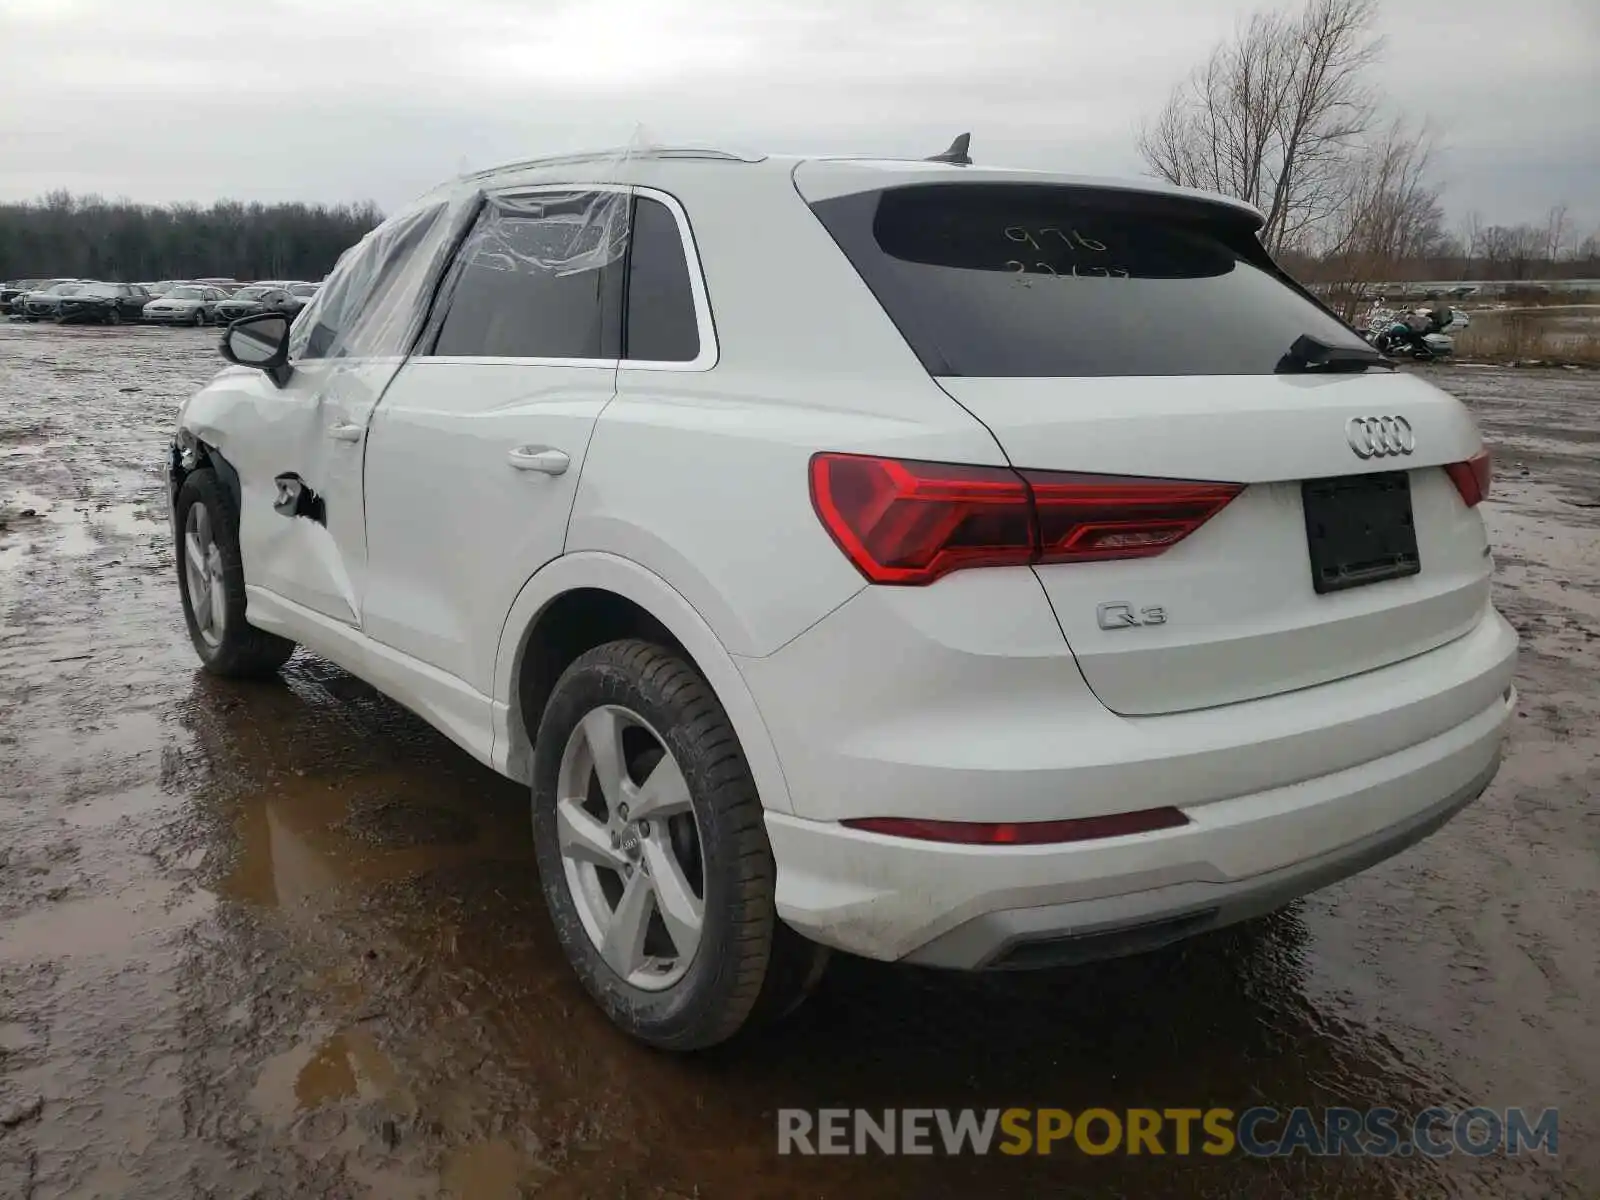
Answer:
[1543, 204, 1569, 263]
[1310, 120, 1445, 317]
[1138, 0, 1381, 254]
[1461, 210, 1484, 276]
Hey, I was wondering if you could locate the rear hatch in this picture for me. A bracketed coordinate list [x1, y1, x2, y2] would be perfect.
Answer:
[800, 166, 1492, 716]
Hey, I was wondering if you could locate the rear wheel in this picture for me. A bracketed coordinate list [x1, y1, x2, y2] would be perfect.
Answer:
[192, 308, 206, 327]
[174, 468, 296, 677]
[105, 308, 121, 326]
[531, 639, 824, 1050]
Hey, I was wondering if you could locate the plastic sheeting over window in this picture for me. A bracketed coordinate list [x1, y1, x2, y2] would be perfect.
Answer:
[427, 190, 631, 360]
[286, 139, 645, 365]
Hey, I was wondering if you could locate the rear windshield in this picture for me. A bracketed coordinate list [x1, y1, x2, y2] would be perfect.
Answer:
[807, 183, 1370, 377]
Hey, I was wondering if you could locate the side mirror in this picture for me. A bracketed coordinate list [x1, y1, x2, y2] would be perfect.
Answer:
[220, 311, 292, 386]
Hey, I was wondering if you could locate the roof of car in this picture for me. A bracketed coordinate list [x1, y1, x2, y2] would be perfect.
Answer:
[454, 145, 1265, 224]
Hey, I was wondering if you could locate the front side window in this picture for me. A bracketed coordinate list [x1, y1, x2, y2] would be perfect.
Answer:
[293, 199, 451, 361]
[429, 191, 626, 360]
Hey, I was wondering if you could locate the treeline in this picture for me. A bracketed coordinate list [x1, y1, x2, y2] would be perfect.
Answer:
[1284, 208, 1600, 288]
[0, 191, 385, 283]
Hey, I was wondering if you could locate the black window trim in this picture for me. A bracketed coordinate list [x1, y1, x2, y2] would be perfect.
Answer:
[410, 183, 718, 371]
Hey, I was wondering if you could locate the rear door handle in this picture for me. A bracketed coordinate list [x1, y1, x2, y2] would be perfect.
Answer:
[328, 423, 364, 442]
[507, 446, 570, 475]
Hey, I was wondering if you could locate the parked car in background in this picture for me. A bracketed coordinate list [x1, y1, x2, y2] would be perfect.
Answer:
[55, 282, 151, 325]
[212, 286, 295, 323]
[193, 278, 242, 293]
[285, 281, 320, 314]
[3, 279, 48, 311]
[145, 280, 193, 299]
[21, 280, 90, 320]
[7, 278, 75, 315]
[143, 284, 230, 326]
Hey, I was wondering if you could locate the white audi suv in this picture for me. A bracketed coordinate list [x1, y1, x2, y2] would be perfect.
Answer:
[168, 144, 1517, 1049]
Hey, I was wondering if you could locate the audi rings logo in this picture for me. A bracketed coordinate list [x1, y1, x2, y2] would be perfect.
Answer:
[1346, 415, 1416, 459]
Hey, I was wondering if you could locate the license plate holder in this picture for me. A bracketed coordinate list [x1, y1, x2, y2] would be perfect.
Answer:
[1302, 471, 1420, 595]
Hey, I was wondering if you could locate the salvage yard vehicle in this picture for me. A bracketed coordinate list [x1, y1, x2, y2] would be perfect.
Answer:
[54, 281, 151, 325]
[212, 285, 295, 323]
[167, 142, 1517, 1051]
[2, 278, 56, 312]
[144, 284, 230, 326]
[285, 281, 320, 313]
[21, 280, 88, 320]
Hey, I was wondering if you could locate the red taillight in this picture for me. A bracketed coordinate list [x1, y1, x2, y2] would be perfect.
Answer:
[842, 807, 1190, 845]
[809, 453, 1242, 585]
[808, 454, 1034, 584]
[1444, 450, 1492, 508]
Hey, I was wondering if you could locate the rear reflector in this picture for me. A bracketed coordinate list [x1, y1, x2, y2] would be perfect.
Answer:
[810, 453, 1242, 585]
[842, 807, 1190, 845]
[1444, 450, 1492, 508]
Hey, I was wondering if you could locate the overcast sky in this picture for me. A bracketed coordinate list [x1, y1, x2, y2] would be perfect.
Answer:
[2, 0, 1596, 232]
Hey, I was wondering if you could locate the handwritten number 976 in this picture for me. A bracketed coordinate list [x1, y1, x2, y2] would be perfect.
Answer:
[1005, 226, 1107, 252]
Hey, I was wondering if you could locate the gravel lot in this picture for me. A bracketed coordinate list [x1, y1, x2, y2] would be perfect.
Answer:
[1, 323, 1596, 1198]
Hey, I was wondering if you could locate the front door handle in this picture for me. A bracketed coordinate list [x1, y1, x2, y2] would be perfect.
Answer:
[507, 446, 570, 475]
[328, 423, 364, 442]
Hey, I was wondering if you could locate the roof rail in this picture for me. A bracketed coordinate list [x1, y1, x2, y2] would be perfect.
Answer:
[465, 146, 764, 180]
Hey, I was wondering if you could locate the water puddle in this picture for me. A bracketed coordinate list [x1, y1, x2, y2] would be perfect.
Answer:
[0, 878, 213, 963]
[219, 771, 514, 913]
[249, 1028, 407, 1123]
[64, 780, 182, 828]
[441, 1140, 534, 1200]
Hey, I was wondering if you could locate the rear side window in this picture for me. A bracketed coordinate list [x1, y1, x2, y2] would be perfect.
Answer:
[808, 183, 1370, 377]
[623, 196, 700, 363]
[429, 192, 625, 360]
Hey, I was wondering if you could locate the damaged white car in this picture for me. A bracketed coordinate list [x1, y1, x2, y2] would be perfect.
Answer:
[168, 141, 1517, 1050]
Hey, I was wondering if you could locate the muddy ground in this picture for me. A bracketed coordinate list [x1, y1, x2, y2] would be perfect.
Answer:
[1, 324, 1596, 1199]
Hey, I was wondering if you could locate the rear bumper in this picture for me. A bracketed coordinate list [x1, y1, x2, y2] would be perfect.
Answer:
[738, 569, 1518, 965]
[764, 686, 1512, 967]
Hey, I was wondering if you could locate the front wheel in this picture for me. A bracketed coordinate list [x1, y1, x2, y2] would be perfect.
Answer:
[531, 639, 825, 1050]
[174, 468, 296, 677]
[105, 308, 121, 326]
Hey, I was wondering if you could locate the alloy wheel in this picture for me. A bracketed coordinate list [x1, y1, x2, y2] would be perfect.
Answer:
[183, 501, 227, 648]
[555, 704, 705, 991]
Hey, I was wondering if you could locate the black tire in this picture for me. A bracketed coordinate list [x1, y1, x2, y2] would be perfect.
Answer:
[193, 308, 206, 327]
[173, 468, 296, 678]
[531, 638, 823, 1050]
[105, 308, 121, 326]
